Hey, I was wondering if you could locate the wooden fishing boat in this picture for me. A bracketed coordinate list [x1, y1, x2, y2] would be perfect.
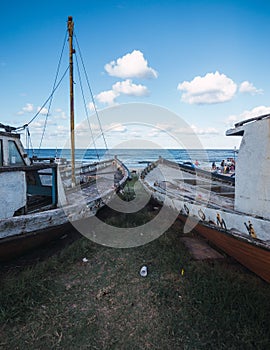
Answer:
[0, 17, 129, 260]
[140, 114, 270, 282]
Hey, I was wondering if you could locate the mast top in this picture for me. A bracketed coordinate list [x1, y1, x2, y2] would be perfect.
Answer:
[67, 16, 74, 35]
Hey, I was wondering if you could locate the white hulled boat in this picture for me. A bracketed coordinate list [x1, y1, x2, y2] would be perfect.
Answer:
[140, 114, 270, 282]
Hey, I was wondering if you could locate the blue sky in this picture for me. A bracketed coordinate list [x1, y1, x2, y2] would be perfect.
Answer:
[1, 0, 270, 149]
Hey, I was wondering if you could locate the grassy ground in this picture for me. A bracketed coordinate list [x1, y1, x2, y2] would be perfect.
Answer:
[1, 178, 270, 349]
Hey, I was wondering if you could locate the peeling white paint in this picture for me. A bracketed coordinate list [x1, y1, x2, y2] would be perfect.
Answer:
[0, 172, 26, 219]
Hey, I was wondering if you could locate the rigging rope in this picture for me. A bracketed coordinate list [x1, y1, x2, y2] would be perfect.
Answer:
[26, 126, 35, 158]
[74, 52, 100, 160]
[15, 66, 69, 131]
[37, 30, 68, 154]
[15, 31, 69, 141]
[74, 33, 109, 152]
[15, 29, 108, 164]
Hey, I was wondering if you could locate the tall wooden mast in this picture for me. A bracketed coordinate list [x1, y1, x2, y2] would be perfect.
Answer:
[67, 16, 75, 187]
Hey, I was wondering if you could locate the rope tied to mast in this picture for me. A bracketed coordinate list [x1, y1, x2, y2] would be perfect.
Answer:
[14, 16, 108, 166]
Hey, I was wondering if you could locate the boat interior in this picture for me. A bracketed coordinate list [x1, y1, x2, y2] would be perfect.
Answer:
[0, 129, 58, 218]
[143, 159, 235, 211]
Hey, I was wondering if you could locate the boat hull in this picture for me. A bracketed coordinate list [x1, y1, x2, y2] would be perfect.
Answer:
[0, 222, 73, 261]
[0, 159, 129, 261]
[140, 158, 270, 283]
[178, 213, 270, 283]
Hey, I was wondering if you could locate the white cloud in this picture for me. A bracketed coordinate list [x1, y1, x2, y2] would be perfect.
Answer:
[104, 50, 158, 79]
[54, 109, 67, 120]
[112, 79, 149, 96]
[31, 120, 46, 130]
[146, 122, 219, 138]
[18, 103, 34, 115]
[88, 102, 96, 111]
[49, 125, 69, 138]
[106, 123, 127, 133]
[147, 129, 160, 137]
[96, 90, 120, 105]
[168, 124, 220, 135]
[18, 104, 48, 118]
[37, 106, 49, 115]
[23, 103, 34, 112]
[153, 123, 175, 133]
[191, 124, 219, 135]
[239, 81, 263, 95]
[177, 71, 237, 105]
[96, 79, 149, 105]
[225, 114, 238, 126]
[226, 105, 270, 126]
[30, 119, 54, 133]
[74, 123, 93, 137]
[147, 127, 170, 137]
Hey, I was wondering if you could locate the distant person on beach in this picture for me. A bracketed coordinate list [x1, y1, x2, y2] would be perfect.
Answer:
[220, 160, 225, 173]
[212, 162, 216, 170]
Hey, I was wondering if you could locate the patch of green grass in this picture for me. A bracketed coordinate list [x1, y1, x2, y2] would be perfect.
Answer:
[179, 261, 270, 349]
[118, 174, 139, 202]
[1, 201, 270, 349]
[0, 237, 96, 324]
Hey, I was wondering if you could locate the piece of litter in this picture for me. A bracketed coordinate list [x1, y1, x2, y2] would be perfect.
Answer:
[181, 268, 184, 276]
[82, 257, 88, 263]
[140, 265, 148, 277]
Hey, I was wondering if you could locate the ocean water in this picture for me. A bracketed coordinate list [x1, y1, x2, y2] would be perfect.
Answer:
[29, 148, 237, 170]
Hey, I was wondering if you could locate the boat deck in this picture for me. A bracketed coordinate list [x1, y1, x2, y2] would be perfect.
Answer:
[144, 162, 235, 211]
[64, 162, 125, 205]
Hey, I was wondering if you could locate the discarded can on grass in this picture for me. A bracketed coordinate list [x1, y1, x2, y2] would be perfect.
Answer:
[140, 265, 148, 277]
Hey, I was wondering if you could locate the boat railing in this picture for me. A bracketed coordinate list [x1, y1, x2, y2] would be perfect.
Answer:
[60, 157, 129, 192]
[0, 162, 57, 173]
[30, 156, 56, 164]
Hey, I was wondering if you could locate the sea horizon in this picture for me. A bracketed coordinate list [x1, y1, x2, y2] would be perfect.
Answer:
[28, 148, 237, 170]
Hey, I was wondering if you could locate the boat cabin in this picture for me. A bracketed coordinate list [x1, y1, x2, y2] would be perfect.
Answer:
[226, 114, 270, 220]
[0, 127, 58, 219]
